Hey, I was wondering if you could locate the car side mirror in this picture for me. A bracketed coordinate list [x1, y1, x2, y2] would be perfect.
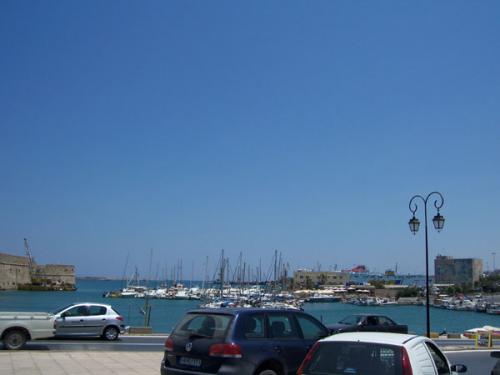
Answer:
[491, 352, 500, 358]
[450, 364, 467, 373]
[61, 312, 67, 318]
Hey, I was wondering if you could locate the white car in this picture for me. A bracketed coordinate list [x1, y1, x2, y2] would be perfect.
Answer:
[297, 332, 467, 375]
[53, 303, 126, 340]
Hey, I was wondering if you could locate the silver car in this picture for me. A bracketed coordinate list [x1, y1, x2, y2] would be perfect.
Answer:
[53, 302, 126, 340]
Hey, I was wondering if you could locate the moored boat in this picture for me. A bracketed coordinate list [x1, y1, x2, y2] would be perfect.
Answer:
[305, 294, 341, 303]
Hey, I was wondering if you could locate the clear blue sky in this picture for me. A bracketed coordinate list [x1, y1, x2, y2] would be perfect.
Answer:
[1, 1, 499, 279]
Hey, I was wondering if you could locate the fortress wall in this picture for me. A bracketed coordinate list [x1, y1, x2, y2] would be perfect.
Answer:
[0, 252, 30, 266]
[0, 252, 76, 289]
[0, 253, 31, 290]
[34, 264, 76, 285]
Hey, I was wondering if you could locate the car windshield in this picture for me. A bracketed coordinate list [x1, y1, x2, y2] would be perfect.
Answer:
[174, 313, 233, 339]
[338, 315, 363, 325]
[302, 342, 402, 375]
[53, 304, 74, 315]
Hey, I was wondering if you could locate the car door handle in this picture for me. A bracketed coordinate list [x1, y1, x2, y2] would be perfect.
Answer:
[273, 346, 281, 353]
[79, 319, 84, 322]
[102, 319, 106, 321]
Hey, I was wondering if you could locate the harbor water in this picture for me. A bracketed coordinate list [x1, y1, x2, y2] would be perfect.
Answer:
[0, 279, 498, 335]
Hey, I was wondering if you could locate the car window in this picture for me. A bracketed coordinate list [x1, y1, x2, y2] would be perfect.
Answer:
[53, 304, 73, 315]
[296, 314, 327, 340]
[425, 342, 450, 374]
[244, 314, 266, 339]
[268, 313, 299, 339]
[378, 316, 395, 326]
[64, 305, 89, 317]
[365, 316, 378, 326]
[174, 313, 233, 339]
[302, 342, 402, 375]
[88, 306, 107, 316]
[339, 315, 362, 325]
[111, 307, 122, 316]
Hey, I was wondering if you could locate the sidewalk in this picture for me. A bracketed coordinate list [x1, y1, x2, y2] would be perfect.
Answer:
[0, 351, 163, 375]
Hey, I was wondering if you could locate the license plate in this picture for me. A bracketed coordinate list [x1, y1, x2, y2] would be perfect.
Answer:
[179, 357, 202, 367]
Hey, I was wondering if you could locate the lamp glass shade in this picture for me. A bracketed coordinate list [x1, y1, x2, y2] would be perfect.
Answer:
[409, 216, 420, 234]
[433, 213, 445, 232]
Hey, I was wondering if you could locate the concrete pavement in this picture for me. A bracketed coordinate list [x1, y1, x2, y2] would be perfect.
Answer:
[0, 351, 163, 375]
[0, 345, 495, 375]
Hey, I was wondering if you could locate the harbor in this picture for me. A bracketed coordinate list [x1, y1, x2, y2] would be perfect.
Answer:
[1, 278, 498, 336]
[101, 279, 500, 313]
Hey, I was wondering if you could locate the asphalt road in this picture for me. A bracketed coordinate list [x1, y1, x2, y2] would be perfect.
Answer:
[20, 335, 168, 351]
[19, 336, 498, 351]
[446, 350, 498, 374]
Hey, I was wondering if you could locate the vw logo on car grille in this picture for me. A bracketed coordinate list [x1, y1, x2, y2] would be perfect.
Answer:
[185, 342, 193, 352]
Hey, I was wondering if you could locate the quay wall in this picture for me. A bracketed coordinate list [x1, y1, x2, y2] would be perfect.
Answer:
[0, 252, 75, 290]
[34, 264, 76, 285]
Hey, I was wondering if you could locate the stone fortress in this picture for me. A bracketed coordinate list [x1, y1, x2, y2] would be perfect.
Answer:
[0, 251, 76, 291]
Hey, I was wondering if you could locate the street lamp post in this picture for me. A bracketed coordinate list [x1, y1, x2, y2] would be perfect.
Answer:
[408, 191, 445, 338]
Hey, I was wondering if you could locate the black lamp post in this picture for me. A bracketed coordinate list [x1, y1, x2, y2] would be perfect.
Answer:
[408, 191, 445, 338]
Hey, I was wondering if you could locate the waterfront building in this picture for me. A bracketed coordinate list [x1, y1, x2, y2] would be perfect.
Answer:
[342, 265, 430, 287]
[293, 267, 431, 289]
[293, 269, 349, 288]
[434, 255, 483, 287]
[348, 272, 430, 287]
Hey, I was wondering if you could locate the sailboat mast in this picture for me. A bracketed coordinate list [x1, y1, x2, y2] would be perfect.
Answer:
[202, 256, 208, 293]
[274, 249, 278, 291]
[219, 249, 225, 297]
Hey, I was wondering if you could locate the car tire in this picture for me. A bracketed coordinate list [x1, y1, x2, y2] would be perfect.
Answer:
[3, 329, 27, 350]
[102, 326, 119, 341]
[256, 369, 279, 375]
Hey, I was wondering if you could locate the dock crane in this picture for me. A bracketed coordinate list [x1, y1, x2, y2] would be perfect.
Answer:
[24, 238, 35, 280]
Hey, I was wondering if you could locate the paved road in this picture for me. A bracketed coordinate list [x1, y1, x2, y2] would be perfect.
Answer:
[2, 336, 499, 374]
[19, 335, 168, 351]
[446, 350, 498, 374]
[14, 335, 498, 351]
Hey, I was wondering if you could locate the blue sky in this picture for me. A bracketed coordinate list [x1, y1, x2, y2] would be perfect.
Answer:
[1, 1, 499, 279]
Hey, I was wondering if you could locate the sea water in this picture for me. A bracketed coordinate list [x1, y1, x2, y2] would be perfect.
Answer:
[0, 279, 498, 334]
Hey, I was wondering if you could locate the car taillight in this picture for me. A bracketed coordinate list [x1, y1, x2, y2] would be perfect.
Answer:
[297, 341, 321, 375]
[165, 337, 174, 352]
[209, 343, 242, 358]
[116, 316, 124, 321]
[401, 347, 413, 375]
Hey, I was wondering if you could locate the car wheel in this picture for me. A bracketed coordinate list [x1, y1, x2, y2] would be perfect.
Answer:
[102, 326, 119, 341]
[256, 369, 279, 375]
[3, 330, 27, 350]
